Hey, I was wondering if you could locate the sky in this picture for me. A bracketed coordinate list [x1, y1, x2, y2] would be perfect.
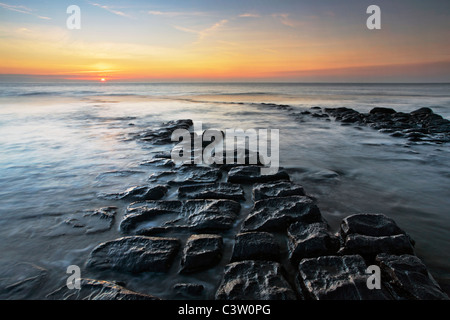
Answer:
[0, 0, 449, 82]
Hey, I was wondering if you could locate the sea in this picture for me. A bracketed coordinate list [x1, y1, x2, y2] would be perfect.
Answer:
[0, 82, 449, 299]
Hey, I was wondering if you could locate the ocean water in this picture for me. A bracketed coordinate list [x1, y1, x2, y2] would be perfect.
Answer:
[0, 82, 449, 299]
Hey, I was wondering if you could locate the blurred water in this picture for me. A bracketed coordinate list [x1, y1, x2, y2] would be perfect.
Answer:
[0, 82, 449, 298]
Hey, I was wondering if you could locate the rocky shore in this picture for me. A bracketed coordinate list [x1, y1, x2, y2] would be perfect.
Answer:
[40, 116, 449, 300]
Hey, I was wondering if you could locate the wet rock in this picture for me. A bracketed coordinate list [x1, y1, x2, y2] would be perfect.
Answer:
[340, 213, 407, 238]
[47, 206, 117, 236]
[173, 283, 204, 298]
[215, 260, 296, 300]
[140, 158, 175, 167]
[410, 107, 433, 116]
[86, 236, 180, 273]
[178, 183, 245, 201]
[181, 234, 223, 273]
[288, 222, 340, 266]
[150, 166, 222, 185]
[47, 278, 159, 300]
[231, 232, 280, 262]
[0, 262, 48, 299]
[135, 119, 193, 145]
[339, 234, 415, 258]
[242, 196, 322, 232]
[99, 185, 168, 201]
[227, 165, 290, 184]
[298, 255, 391, 300]
[376, 254, 449, 300]
[120, 200, 182, 233]
[370, 107, 397, 115]
[253, 181, 305, 201]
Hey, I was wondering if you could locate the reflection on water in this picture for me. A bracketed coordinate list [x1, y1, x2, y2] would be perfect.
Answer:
[0, 83, 449, 298]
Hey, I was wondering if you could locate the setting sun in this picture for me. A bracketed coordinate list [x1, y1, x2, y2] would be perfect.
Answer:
[100, 78, 106, 82]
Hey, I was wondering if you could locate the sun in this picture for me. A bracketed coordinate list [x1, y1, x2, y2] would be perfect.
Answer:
[100, 78, 106, 82]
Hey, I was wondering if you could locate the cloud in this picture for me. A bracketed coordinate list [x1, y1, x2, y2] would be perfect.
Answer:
[239, 13, 260, 18]
[148, 10, 206, 17]
[0, 2, 51, 20]
[272, 13, 303, 28]
[88, 2, 133, 19]
[174, 19, 229, 44]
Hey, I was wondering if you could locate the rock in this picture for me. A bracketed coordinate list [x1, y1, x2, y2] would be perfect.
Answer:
[242, 196, 322, 232]
[340, 213, 407, 238]
[135, 119, 193, 145]
[0, 262, 48, 299]
[86, 236, 180, 273]
[288, 222, 340, 266]
[140, 158, 175, 167]
[98, 185, 168, 201]
[215, 260, 296, 300]
[376, 254, 449, 300]
[253, 181, 305, 201]
[173, 283, 204, 297]
[298, 255, 391, 300]
[370, 107, 397, 115]
[47, 206, 117, 236]
[181, 234, 223, 273]
[231, 232, 280, 262]
[339, 234, 415, 258]
[410, 107, 433, 115]
[120, 201, 182, 233]
[150, 166, 222, 185]
[178, 183, 245, 201]
[47, 278, 159, 300]
[227, 165, 290, 184]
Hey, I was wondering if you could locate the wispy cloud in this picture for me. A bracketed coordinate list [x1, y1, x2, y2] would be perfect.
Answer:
[239, 13, 260, 18]
[0, 2, 51, 20]
[148, 10, 206, 17]
[273, 13, 303, 28]
[174, 19, 229, 44]
[88, 2, 133, 19]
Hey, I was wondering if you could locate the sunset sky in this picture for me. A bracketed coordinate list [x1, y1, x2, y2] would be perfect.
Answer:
[0, 0, 449, 82]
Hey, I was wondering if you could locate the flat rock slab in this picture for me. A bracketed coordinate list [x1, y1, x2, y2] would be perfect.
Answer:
[242, 196, 322, 232]
[178, 183, 245, 201]
[376, 254, 449, 300]
[339, 234, 415, 259]
[86, 236, 180, 273]
[227, 165, 290, 184]
[134, 119, 193, 145]
[231, 232, 280, 262]
[340, 213, 407, 238]
[120, 201, 182, 233]
[215, 260, 297, 300]
[298, 255, 391, 300]
[47, 206, 117, 236]
[124, 199, 241, 234]
[47, 278, 160, 300]
[149, 166, 222, 185]
[253, 181, 305, 201]
[288, 222, 340, 266]
[181, 234, 223, 273]
[98, 185, 168, 201]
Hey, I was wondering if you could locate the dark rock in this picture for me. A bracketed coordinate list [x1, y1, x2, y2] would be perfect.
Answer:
[215, 260, 296, 300]
[178, 183, 245, 201]
[173, 283, 204, 297]
[149, 166, 222, 185]
[120, 200, 182, 233]
[47, 206, 117, 236]
[99, 185, 168, 201]
[288, 222, 340, 266]
[86, 236, 180, 273]
[242, 196, 322, 232]
[47, 278, 160, 300]
[181, 234, 223, 273]
[135, 119, 193, 145]
[339, 234, 415, 258]
[140, 158, 175, 167]
[340, 213, 406, 238]
[410, 107, 433, 115]
[253, 181, 305, 201]
[227, 165, 290, 184]
[370, 107, 397, 115]
[231, 232, 280, 262]
[0, 262, 48, 299]
[298, 255, 391, 300]
[376, 254, 449, 300]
